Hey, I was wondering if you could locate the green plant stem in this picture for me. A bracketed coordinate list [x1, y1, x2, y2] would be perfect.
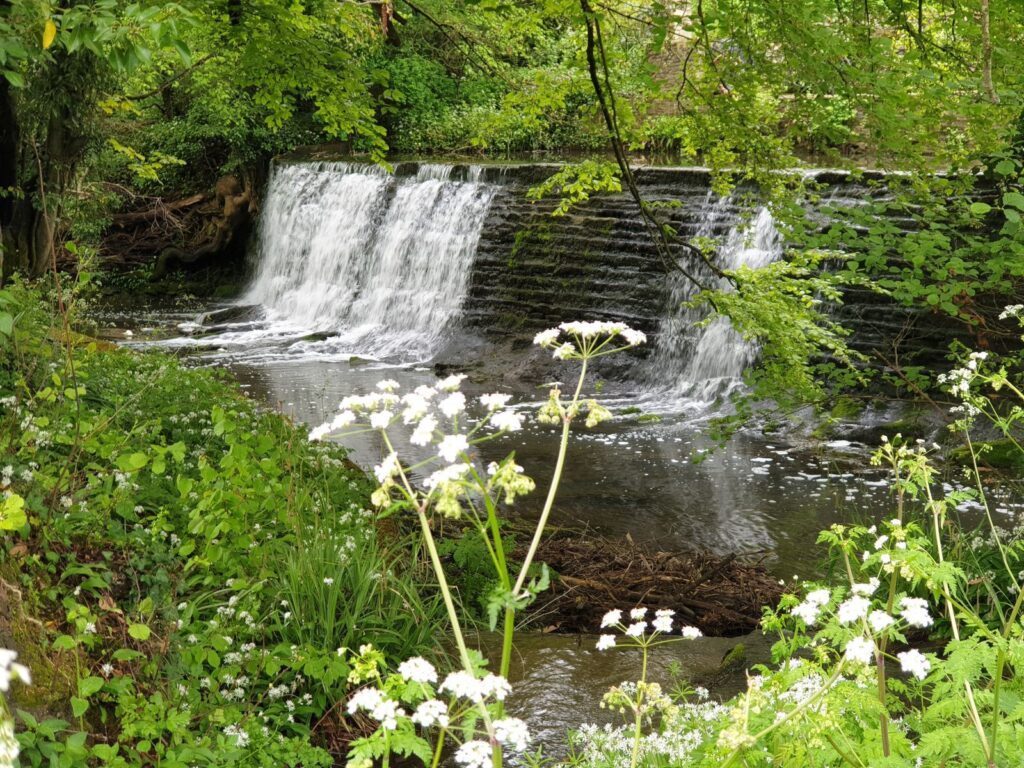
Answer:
[630, 643, 649, 768]
[512, 358, 588, 597]
[989, 578, 1024, 763]
[431, 730, 446, 768]
[927, 493, 994, 765]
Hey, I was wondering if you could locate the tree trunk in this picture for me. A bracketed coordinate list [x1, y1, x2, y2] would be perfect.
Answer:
[980, 0, 999, 103]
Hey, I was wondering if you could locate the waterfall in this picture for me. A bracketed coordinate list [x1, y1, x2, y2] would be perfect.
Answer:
[648, 199, 783, 400]
[244, 161, 496, 360]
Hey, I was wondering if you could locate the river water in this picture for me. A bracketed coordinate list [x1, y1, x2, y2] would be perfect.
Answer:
[96, 160, 1024, 755]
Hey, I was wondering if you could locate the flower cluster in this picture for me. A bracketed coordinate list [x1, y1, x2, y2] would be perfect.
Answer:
[595, 607, 702, 650]
[307, 374, 535, 519]
[343, 650, 530, 768]
[533, 321, 647, 361]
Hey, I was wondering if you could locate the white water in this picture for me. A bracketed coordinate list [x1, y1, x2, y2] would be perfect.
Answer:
[648, 198, 783, 401]
[238, 162, 495, 361]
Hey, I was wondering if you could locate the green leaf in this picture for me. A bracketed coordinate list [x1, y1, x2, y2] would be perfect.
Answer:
[3, 70, 24, 88]
[0, 493, 26, 530]
[969, 202, 992, 216]
[71, 697, 89, 717]
[79, 676, 105, 697]
[1003, 191, 1024, 211]
[127, 623, 151, 641]
[0, 311, 13, 336]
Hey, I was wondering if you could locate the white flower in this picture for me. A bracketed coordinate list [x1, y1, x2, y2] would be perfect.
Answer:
[376, 379, 400, 392]
[851, 578, 879, 596]
[874, 535, 889, 550]
[837, 595, 871, 625]
[596, 634, 616, 650]
[490, 410, 523, 432]
[600, 609, 622, 628]
[622, 328, 647, 346]
[410, 414, 437, 446]
[652, 614, 673, 633]
[437, 374, 466, 392]
[439, 671, 511, 702]
[401, 394, 430, 424]
[533, 328, 560, 347]
[629, 607, 648, 620]
[868, 610, 895, 632]
[680, 626, 703, 639]
[493, 718, 530, 751]
[331, 410, 356, 430]
[625, 621, 647, 637]
[900, 597, 934, 628]
[372, 698, 405, 730]
[791, 601, 820, 626]
[844, 636, 875, 665]
[805, 588, 831, 606]
[552, 342, 577, 360]
[479, 673, 512, 701]
[0, 649, 30, 692]
[374, 452, 400, 484]
[347, 687, 384, 714]
[411, 699, 449, 728]
[370, 410, 393, 429]
[398, 657, 437, 684]
[439, 392, 466, 417]
[480, 393, 512, 410]
[897, 649, 931, 680]
[455, 740, 492, 768]
[425, 463, 470, 490]
[437, 434, 469, 463]
[323, 577, 334, 585]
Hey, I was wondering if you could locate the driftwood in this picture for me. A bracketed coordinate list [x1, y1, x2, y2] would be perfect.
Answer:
[522, 534, 782, 637]
[110, 193, 207, 226]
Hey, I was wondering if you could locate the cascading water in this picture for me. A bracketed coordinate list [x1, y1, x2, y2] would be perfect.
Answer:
[647, 198, 783, 401]
[241, 161, 496, 361]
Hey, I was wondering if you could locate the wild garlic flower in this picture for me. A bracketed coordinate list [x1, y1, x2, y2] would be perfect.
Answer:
[897, 649, 930, 680]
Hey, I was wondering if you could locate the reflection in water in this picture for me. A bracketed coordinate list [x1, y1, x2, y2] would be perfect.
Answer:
[229, 358, 898, 575]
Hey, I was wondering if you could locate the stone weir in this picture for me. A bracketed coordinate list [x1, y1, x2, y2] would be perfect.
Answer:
[255, 157, 976, 378]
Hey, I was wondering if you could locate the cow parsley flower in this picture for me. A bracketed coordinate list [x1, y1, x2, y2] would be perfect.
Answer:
[455, 740, 492, 768]
[480, 393, 512, 410]
[806, 588, 831, 606]
[411, 699, 449, 728]
[410, 414, 438, 446]
[369, 410, 393, 429]
[791, 601, 821, 626]
[844, 636, 875, 665]
[868, 610, 895, 632]
[533, 328, 560, 347]
[630, 607, 648, 620]
[899, 597, 934, 628]
[680, 626, 703, 639]
[601, 609, 622, 628]
[622, 328, 647, 346]
[425, 463, 470, 490]
[438, 434, 469, 462]
[373, 452, 400, 484]
[851, 578, 880, 596]
[439, 392, 466, 417]
[493, 718, 530, 751]
[897, 649, 930, 680]
[438, 374, 466, 392]
[376, 379, 400, 392]
[837, 595, 871, 625]
[347, 687, 384, 715]
[490, 410, 523, 432]
[652, 614, 673, 633]
[625, 621, 647, 637]
[398, 657, 438, 684]
[596, 634, 616, 650]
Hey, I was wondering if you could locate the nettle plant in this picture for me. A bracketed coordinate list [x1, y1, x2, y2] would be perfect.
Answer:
[309, 321, 646, 768]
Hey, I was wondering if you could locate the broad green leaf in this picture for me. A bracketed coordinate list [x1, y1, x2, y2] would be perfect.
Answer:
[127, 623, 151, 641]
[0, 493, 26, 530]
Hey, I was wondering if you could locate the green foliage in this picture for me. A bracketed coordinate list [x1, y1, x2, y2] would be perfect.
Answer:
[0, 282, 444, 766]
